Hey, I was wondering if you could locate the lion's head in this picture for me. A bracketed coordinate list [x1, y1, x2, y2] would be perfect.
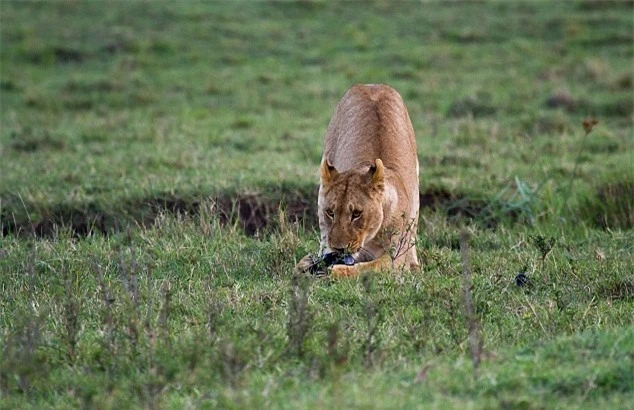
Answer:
[318, 158, 385, 258]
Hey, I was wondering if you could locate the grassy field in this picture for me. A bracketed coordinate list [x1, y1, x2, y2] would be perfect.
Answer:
[1, 1, 633, 409]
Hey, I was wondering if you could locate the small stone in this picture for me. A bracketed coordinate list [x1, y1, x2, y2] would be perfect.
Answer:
[515, 272, 529, 287]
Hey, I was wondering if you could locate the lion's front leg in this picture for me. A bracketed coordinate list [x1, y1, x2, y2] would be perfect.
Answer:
[295, 254, 314, 273]
[330, 253, 392, 278]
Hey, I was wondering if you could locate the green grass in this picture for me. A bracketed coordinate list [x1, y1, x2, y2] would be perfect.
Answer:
[1, 1, 633, 408]
[1, 214, 633, 408]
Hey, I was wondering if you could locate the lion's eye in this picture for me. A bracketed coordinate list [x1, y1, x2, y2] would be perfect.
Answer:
[351, 210, 362, 220]
[325, 209, 334, 219]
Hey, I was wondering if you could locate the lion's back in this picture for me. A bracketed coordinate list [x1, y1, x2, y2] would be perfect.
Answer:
[323, 84, 418, 184]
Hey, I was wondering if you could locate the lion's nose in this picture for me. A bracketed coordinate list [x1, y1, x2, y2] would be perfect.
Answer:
[331, 247, 345, 254]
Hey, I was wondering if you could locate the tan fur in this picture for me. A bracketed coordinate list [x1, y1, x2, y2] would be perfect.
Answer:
[297, 84, 420, 277]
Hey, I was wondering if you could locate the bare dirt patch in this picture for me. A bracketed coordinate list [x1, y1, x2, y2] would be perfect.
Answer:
[1, 187, 544, 239]
[1, 188, 319, 239]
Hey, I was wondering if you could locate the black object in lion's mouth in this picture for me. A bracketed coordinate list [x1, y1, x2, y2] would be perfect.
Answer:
[308, 252, 356, 275]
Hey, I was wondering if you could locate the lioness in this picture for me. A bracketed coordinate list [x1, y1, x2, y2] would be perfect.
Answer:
[297, 84, 419, 277]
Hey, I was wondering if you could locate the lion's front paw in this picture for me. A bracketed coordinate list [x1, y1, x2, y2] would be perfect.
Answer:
[295, 254, 315, 273]
[330, 264, 358, 278]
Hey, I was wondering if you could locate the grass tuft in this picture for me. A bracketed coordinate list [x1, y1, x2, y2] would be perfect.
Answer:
[579, 178, 634, 230]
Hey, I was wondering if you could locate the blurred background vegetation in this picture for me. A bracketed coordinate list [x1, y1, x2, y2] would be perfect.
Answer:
[1, 0, 632, 235]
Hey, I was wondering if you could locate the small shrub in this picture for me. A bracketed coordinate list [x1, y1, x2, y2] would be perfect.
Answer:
[287, 272, 313, 359]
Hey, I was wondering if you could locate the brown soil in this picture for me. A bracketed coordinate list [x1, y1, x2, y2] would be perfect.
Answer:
[1, 187, 520, 239]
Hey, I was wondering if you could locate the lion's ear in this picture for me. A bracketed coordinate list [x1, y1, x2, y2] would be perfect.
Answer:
[370, 158, 385, 189]
[321, 160, 337, 185]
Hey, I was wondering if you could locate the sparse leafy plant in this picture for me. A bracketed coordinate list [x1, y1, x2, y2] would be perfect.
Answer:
[379, 213, 418, 268]
[158, 281, 172, 345]
[459, 230, 482, 380]
[287, 272, 313, 359]
[530, 234, 557, 264]
[0, 311, 49, 395]
[561, 117, 600, 214]
[61, 268, 81, 364]
[361, 274, 383, 368]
